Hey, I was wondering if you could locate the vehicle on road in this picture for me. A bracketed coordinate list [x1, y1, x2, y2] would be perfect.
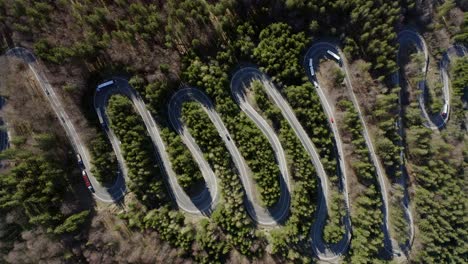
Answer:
[82, 170, 95, 193]
[97, 109, 108, 129]
[441, 103, 448, 117]
[309, 66, 315, 76]
[226, 135, 231, 141]
[330, 117, 334, 123]
[97, 80, 115, 92]
[313, 80, 319, 88]
[327, 50, 341, 63]
[309, 59, 315, 76]
[77, 153, 83, 166]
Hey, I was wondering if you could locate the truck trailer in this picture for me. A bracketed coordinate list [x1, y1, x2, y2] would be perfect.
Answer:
[97, 80, 115, 92]
[441, 103, 448, 117]
[82, 170, 95, 193]
[327, 50, 341, 62]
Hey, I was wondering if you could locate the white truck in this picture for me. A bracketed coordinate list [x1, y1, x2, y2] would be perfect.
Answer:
[97, 80, 115, 92]
[309, 58, 315, 76]
[77, 153, 83, 166]
[313, 80, 319, 88]
[441, 103, 448, 117]
[327, 50, 341, 63]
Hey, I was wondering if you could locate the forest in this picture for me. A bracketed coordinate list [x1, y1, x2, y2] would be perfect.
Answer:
[250, 79, 325, 260]
[106, 94, 168, 206]
[0, 0, 466, 263]
[181, 101, 260, 257]
[0, 62, 90, 260]
[89, 132, 118, 185]
[337, 99, 386, 262]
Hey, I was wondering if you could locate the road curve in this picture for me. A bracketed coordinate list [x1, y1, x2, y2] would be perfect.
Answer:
[233, 67, 351, 259]
[302, 45, 356, 260]
[308, 42, 407, 256]
[96, 78, 219, 215]
[398, 30, 454, 130]
[230, 70, 292, 224]
[441, 45, 468, 128]
[5, 47, 127, 203]
[169, 87, 289, 225]
[395, 30, 466, 251]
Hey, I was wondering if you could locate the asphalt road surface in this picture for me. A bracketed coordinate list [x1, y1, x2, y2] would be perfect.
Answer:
[394, 29, 466, 252]
[8, 35, 464, 260]
[230, 70, 292, 224]
[232, 67, 351, 260]
[6, 47, 219, 212]
[305, 42, 397, 259]
[6, 47, 126, 203]
[96, 78, 219, 215]
[168, 87, 289, 225]
[397, 30, 466, 130]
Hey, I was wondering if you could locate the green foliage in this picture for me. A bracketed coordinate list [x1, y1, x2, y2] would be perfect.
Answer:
[252, 80, 320, 259]
[144, 79, 173, 115]
[0, 133, 89, 236]
[322, 192, 346, 244]
[194, 219, 230, 263]
[347, 1, 400, 74]
[372, 89, 402, 178]
[106, 95, 168, 206]
[128, 75, 145, 94]
[0, 154, 64, 228]
[89, 132, 118, 185]
[347, 186, 385, 263]
[184, 57, 282, 208]
[284, 82, 338, 183]
[253, 23, 309, 85]
[181, 101, 260, 256]
[53, 210, 90, 235]
[404, 64, 467, 263]
[282, 0, 400, 76]
[161, 127, 204, 192]
[251, 23, 349, 250]
[450, 57, 468, 127]
[5, 0, 466, 261]
[453, 13, 468, 44]
[333, 67, 345, 86]
[337, 99, 385, 261]
[338, 100, 375, 183]
[233, 22, 256, 60]
[436, 0, 456, 19]
[389, 186, 409, 245]
[159, 63, 170, 73]
[144, 206, 195, 252]
[451, 57, 468, 100]
[165, 0, 211, 49]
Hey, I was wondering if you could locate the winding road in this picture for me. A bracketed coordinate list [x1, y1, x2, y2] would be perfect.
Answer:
[397, 30, 466, 130]
[95, 79, 219, 215]
[230, 69, 292, 225]
[6, 47, 127, 203]
[168, 87, 289, 225]
[394, 29, 466, 252]
[231, 67, 352, 259]
[6, 29, 465, 261]
[304, 41, 415, 258]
